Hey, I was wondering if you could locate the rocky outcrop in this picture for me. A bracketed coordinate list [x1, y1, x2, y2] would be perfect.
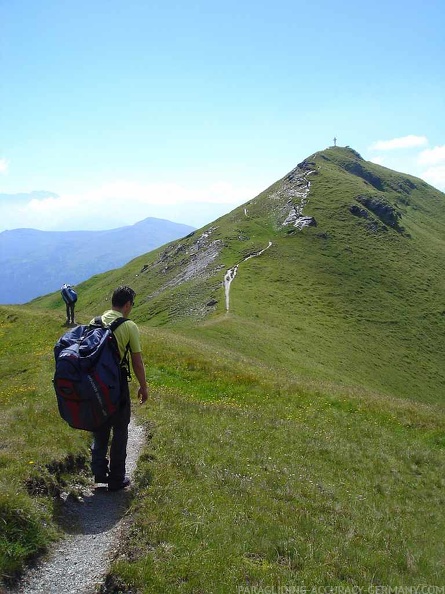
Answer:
[355, 195, 401, 227]
[271, 164, 317, 231]
[142, 227, 224, 299]
[294, 216, 317, 230]
[342, 161, 384, 191]
[350, 194, 404, 233]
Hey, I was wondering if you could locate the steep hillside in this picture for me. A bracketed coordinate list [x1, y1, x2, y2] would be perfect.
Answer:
[33, 147, 445, 404]
[0, 217, 195, 304]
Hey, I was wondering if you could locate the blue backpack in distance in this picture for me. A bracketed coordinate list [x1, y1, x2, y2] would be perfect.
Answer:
[53, 317, 129, 431]
[61, 285, 78, 304]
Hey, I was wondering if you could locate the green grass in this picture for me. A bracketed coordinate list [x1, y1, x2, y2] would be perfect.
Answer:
[111, 330, 445, 590]
[1, 146, 445, 589]
[0, 306, 92, 581]
[2, 307, 444, 588]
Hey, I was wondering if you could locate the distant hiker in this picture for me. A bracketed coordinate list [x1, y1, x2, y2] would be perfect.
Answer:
[61, 283, 77, 325]
[90, 285, 149, 491]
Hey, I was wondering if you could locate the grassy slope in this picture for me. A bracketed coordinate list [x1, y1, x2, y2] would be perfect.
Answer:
[0, 306, 92, 580]
[2, 147, 445, 588]
[32, 149, 445, 403]
[113, 328, 445, 589]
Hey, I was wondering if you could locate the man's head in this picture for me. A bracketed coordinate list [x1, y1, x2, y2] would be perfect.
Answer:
[111, 285, 136, 309]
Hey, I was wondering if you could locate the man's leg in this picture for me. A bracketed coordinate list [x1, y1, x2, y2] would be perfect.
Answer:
[91, 421, 112, 481]
[108, 383, 131, 489]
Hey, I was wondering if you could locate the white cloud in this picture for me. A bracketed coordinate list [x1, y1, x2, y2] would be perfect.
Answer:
[416, 145, 445, 190]
[420, 166, 445, 191]
[369, 135, 428, 151]
[0, 178, 263, 232]
[369, 156, 385, 165]
[364, 135, 445, 191]
[0, 158, 9, 174]
[418, 145, 445, 166]
[26, 179, 254, 217]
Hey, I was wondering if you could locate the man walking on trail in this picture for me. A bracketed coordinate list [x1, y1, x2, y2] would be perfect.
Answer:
[90, 285, 149, 491]
[61, 283, 77, 325]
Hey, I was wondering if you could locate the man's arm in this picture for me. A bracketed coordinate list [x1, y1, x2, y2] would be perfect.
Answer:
[130, 352, 149, 403]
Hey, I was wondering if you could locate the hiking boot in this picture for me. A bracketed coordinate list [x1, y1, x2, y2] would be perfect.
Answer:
[108, 477, 131, 492]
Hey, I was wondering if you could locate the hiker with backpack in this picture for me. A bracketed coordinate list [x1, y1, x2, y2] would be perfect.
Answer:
[61, 283, 77, 325]
[53, 285, 148, 492]
[89, 285, 148, 491]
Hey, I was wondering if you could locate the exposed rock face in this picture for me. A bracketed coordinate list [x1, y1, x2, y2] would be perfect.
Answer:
[272, 163, 317, 230]
[293, 216, 317, 230]
[349, 194, 404, 233]
[349, 204, 370, 219]
[355, 195, 401, 228]
[142, 227, 224, 299]
[341, 161, 384, 191]
[297, 159, 317, 171]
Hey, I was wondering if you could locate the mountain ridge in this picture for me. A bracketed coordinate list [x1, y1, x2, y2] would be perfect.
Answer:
[33, 146, 444, 403]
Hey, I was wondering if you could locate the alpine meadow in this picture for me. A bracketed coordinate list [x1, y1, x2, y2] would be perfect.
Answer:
[1, 147, 444, 591]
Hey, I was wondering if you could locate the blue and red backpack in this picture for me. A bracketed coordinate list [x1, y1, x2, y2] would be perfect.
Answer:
[53, 317, 129, 431]
[61, 284, 78, 304]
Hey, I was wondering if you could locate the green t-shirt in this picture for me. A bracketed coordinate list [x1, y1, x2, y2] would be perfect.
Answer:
[91, 310, 142, 360]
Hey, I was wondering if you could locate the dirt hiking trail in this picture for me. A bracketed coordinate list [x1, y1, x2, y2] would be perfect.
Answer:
[6, 420, 145, 594]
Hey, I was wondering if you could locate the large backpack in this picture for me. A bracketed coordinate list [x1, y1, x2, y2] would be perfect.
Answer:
[61, 285, 78, 304]
[53, 317, 130, 431]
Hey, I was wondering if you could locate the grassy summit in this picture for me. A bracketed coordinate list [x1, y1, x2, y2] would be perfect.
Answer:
[1, 146, 444, 588]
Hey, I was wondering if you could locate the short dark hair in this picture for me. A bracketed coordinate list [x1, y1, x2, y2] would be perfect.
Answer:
[112, 285, 136, 308]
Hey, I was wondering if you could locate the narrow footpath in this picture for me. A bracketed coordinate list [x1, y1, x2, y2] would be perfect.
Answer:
[224, 241, 272, 312]
[7, 420, 145, 594]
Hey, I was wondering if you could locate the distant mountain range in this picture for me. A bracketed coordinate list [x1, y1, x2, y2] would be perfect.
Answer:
[0, 217, 195, 303]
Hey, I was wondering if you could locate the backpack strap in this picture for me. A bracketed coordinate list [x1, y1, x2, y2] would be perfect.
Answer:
[109, 317, 129, 333]
[90, 316, 131, 374]
[109, 317, 132, 379]
[92, 315, 127, 333]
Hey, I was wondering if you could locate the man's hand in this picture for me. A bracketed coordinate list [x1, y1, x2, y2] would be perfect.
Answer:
[138, 385, 149, 404]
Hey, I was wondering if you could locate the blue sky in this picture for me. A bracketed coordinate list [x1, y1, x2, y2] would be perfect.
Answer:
[1, 0, 444, 231]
